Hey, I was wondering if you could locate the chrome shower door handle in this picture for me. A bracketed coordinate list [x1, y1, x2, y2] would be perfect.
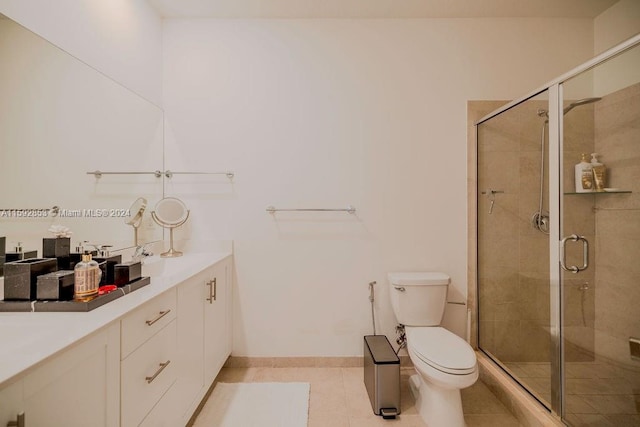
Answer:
[560, 234, 589, 273]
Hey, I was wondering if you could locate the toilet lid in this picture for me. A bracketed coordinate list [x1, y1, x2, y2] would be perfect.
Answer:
[406, 327, 476, 375]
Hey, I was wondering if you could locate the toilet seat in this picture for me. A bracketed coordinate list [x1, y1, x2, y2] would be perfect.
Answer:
[406, 327, 476, 375]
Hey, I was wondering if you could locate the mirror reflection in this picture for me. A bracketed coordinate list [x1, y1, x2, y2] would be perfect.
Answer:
[0, 14, 164, 267]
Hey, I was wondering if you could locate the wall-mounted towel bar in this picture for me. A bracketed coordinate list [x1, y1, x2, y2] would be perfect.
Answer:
[164, 170, 234, 179]
[87, 170, 235, 180]
[87, 170, 163, 178]
[266, 205, 356, 214]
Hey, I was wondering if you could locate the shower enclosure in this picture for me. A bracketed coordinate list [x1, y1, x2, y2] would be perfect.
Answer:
[475, 34, 640, 427]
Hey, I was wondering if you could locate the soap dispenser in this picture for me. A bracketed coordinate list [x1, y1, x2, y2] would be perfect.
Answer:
[590, 153, 606, 191]
[74, 251, 102, 301]
[575, 153, 594, 193]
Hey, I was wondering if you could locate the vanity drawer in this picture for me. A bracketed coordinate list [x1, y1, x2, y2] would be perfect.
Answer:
[121, 319, 177, 427]
[121, 288, 176, 358]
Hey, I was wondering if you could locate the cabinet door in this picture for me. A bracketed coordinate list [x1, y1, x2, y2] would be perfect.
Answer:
[0, 379, 23, 427]
[145, 269, 206, 426]
[204, 259, 228, 385]
[22, 323, 120, 427]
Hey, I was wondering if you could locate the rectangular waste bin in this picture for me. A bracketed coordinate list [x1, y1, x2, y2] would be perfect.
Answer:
[364, 335, 400, 418]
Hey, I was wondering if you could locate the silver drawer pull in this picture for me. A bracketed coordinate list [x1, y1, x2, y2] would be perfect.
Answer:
[394, 286, 406, 292]
[7, 412, 25, 427]
[145, 309, 171, 326]
[206, 278, 217, 304]
[145, 360, 171, 384]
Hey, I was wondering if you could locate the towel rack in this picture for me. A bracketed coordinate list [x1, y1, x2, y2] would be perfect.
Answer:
[87, 170, 163, 178]
[266, 205, 356, 214]
[87, 170, 235, 180]
[164, 170, 234, 179]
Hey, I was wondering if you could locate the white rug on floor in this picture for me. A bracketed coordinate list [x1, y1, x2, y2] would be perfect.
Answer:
[204, 382, 310, 427]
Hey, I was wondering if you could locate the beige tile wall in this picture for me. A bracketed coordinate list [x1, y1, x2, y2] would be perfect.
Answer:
[593, 82, 640, 367]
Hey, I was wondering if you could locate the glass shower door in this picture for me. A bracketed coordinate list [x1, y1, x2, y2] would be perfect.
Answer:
[476, 91, 555, 409]
[558, 42, 640, 427]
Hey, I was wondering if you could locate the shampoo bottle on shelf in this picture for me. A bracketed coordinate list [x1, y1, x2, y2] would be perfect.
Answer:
[590, 153, 606, 191]
[74, 251, 102, 301]
[575, 153, 594, 193]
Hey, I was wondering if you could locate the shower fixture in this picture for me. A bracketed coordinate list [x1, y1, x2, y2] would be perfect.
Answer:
[531, 97, 601, 233]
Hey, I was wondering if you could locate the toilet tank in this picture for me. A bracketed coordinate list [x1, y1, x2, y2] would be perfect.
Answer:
[387, 272, 450, 326]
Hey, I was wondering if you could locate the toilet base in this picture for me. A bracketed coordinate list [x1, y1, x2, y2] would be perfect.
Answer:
[409, 373, 466, 427]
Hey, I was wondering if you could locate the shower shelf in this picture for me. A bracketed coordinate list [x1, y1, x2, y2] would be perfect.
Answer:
[564, 190, 631, 195]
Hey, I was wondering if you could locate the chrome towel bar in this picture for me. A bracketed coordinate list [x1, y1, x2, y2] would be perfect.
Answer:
[266, 205, 356, 214]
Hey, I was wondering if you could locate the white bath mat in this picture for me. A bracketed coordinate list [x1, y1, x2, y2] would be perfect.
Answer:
[202, 382, 310, 427]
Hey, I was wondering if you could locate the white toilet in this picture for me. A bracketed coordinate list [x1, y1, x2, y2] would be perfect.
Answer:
[388, 272, 478, 427]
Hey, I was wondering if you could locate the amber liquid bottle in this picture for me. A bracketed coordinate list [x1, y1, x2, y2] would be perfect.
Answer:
[74, 251, 102, 301]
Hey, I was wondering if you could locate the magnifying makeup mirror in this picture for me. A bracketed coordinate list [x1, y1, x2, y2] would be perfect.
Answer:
[151, 197, 190, 258]
[125, 197, 147, 246]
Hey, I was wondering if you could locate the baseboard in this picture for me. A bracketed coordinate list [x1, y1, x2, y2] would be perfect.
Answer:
[224, 355, 415, 368]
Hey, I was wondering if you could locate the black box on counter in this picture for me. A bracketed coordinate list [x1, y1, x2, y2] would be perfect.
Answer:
[93, 254, 122, 285]
[3, 258, 58, 300]
[36, 270, 75, 300]
[43, 237, 71, 270]
[114, 261, 142, 287]
[5, 250, 38, 262]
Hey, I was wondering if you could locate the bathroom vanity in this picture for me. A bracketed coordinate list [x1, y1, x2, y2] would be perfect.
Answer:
[0, 251, 233, 427]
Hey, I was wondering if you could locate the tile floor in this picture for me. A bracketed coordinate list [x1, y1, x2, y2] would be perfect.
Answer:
[193, 366, 522, 427]
[504, 361, 640, 427]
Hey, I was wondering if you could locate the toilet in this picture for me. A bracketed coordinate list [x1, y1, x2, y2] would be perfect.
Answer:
[388, 272, 477, 427]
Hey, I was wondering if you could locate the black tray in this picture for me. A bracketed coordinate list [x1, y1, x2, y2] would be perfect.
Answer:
[0, 277, 151, 312]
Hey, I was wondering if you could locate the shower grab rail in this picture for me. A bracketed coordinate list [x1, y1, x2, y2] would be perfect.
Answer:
[266, 205, 356, 214]
[560, 234, 589, 273]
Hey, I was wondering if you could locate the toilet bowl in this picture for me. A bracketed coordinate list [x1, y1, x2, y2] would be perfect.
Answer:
[388, 272, 478, 427]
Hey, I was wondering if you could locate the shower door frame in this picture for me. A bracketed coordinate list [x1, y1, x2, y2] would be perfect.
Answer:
[475, 32, 640, 420]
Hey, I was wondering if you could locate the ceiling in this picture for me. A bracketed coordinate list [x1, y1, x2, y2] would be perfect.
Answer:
[147, 0, 619, 19]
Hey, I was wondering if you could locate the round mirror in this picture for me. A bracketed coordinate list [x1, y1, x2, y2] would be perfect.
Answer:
[154, 197, 188, 226]
[151, 197, 190, 257]
[124, 197, 147, 246]
[125, 197, 147, 227]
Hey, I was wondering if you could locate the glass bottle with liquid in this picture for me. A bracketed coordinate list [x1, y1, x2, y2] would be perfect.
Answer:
[74, 251, 102, 301]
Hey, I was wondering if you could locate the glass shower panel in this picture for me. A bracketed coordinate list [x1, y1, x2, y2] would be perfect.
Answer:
[477, 91, 554, 408]
[559, 42, 640, 427]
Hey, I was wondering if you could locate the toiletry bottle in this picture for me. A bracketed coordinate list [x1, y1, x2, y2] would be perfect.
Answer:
[575, 153, 594, 193]
[74, 251, 102, 301]
[590, 153, 606, 192]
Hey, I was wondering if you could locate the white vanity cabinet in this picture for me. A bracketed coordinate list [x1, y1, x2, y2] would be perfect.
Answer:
[0, 252, 233, 427]
[138, 254, 233, 427]
[0, 323, 120, 427]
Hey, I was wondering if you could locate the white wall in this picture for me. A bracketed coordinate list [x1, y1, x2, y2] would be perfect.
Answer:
[0, 0, 163, 106]
[163, 18, 595, 357]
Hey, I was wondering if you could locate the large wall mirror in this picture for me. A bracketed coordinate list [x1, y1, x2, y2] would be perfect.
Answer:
[0, 13, 164, 263]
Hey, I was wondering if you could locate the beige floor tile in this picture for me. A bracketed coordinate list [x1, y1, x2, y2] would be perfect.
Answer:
[195, 366, 523, 427]
[604, 414, 640, 427]
[309, 381, 349, 418]
[308, 416, 349, 427]
[464, 413, 522, 427]
[565, 394, 599, 414]
[580, 394, 639, 415]
[214, 367, 258, 383]
[572, 413, 615, 426]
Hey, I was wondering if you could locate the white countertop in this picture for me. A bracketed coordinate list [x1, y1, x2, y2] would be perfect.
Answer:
[0, 250, 232, 388]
